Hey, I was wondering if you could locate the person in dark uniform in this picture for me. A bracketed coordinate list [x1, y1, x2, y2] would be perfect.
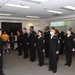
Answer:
[44, 26, 50, 58]
[64, 29, 74, 67]
[69, 27, 75, 55]
[0, 29, 4, 75]
[48, 28, 60, 73]
[69, 27, 75, 36]
[59, 27, 65, 55]
[22, 28, 29, 59]
[17, 31, 22, 56]
[9, 32, 15, 51]
[29, 26, 37, 62]
[55, 29, 60, 61]
[37, 30, 45, 66]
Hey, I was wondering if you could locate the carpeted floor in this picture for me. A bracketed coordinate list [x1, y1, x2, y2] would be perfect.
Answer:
[3, 51, 75, 75]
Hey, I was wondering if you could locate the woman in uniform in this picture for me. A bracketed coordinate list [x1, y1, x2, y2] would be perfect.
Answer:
[48, 28, 60, 73]
[17, 31, 22, 56]
[64, 29, 74, 66]
[37, 30, 45, 66]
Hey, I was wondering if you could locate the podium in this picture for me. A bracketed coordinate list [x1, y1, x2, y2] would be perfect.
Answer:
[0, 38, 4, 75]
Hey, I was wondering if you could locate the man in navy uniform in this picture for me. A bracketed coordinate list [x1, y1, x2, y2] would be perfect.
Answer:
[44, 26, 50, 58]
[29, 26, 37, 62]
[59, 27, 65, 55]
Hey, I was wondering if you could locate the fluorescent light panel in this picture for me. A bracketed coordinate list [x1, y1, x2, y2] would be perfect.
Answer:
[0, 13, 11, 16]
[26, 16, 39, 18]
[64, 6, 75, 10]
[48, 10, 63, 14]
[5, 3, 30, 9]
[31, 0, 48, 2]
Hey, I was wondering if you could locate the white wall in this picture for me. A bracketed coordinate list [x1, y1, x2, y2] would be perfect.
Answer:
[22, 21, 48, 33]
[0, 20, 48, 33]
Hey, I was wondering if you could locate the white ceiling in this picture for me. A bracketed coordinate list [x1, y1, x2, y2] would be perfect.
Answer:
[0, 0, 75, 20]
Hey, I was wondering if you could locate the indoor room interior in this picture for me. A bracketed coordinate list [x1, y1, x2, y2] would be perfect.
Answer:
[0, 0, 75, 75]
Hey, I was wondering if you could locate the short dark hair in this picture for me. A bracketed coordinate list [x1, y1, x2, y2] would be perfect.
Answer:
[0, 29, 2, 30]
[46, 26, 50, 30]
[23, 28, 27, 30]
[51, 27, 55, 29]
[68, 29, 72, 32]
[38, 30, 43, 36]
[30, 26, 34, 29]
[38, 30, 43, 34]
[69, 27, 72, 30]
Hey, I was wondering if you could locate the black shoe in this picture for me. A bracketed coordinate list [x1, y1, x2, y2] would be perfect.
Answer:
[31, 60, 35, 62]
[37, 64, 43, 67]
[53, 71, 56, 73]
[39, 64, 44, 66]
[64, 63, 68, 65]
[25, 57, 28, 59]
[18, 54, 22, 56]
[68, 64, 71, 67]
[23, 57, 28, 59]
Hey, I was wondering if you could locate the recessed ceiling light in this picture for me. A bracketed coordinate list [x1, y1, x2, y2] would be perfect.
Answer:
[64, 6, 75, 10]
[23, 0, 48, 3]
[0, 13, 11, 16]
[26, 16, 39, 18]
[31, 0, 48, 2]
[5, 3, 30, 9]
[48, 10, 63, 14]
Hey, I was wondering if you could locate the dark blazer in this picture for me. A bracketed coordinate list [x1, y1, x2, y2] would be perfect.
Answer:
[64, 35, 74, 49]
[37, 37, 45, 50]
[71, 32, 75, 36]
[44, 31, 50, 43]
[0, 37, 3, 74]
[59, 31, 65, 43]
[22, 33, 28, 45]
[29, 31, 37, 45]
[49, 35, 60, 54]
[17, 35, 22, 45]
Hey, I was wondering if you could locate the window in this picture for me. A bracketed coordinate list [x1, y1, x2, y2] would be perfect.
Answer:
[50, 21, 64, 26]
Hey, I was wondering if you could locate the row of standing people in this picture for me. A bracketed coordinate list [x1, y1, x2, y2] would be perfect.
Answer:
[17, 26, 75, 73]
[44, 26, 75, 73]
[1, 26, 75, 73]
